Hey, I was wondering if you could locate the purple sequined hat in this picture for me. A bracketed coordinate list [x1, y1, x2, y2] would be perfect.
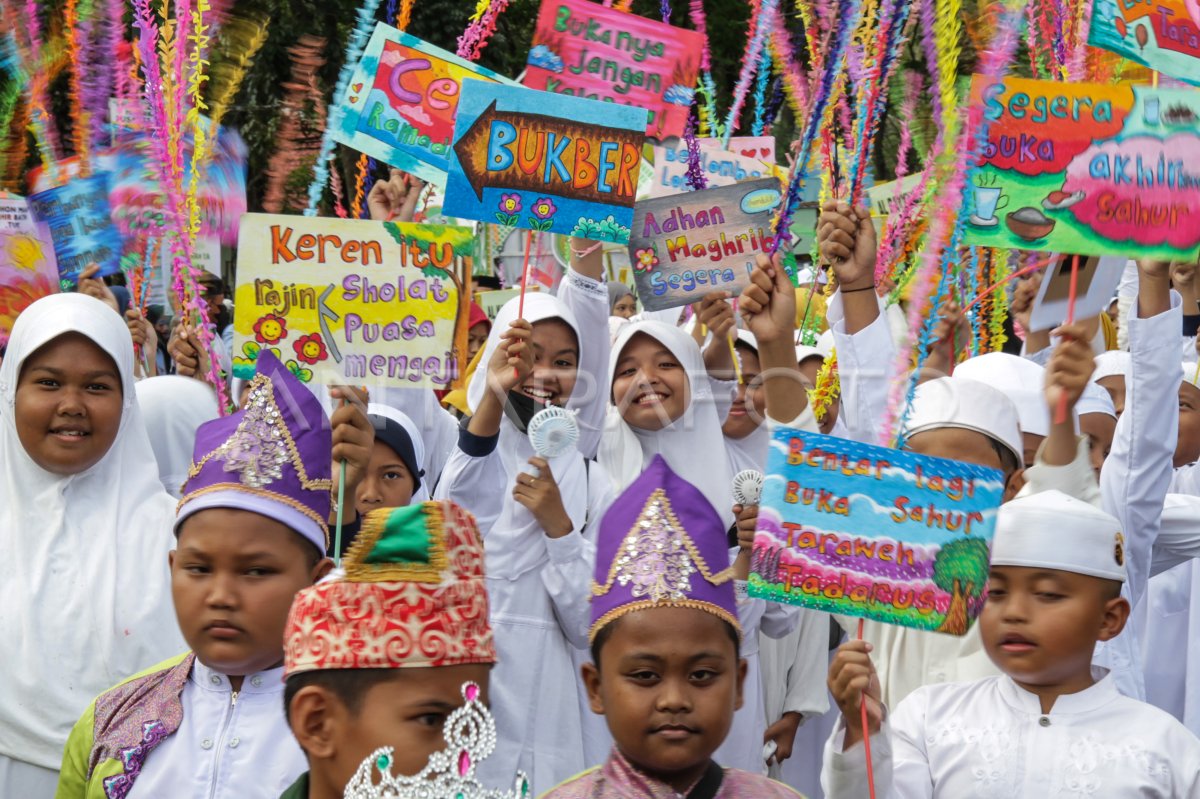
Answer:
[175, 350, 332, 553]
[590, 455, 739, 642]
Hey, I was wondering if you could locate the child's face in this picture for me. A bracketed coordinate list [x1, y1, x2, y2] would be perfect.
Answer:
[355, 441, 416, 514]
[981, 565, 1127, 696]
[582, 608, 746, 793]
[612, 333, 690, 432]
[613, 295, 637, 319]
[14, 333, 123, 475]
[1079, 412, 1115, 480]
[172, 508, 328, 677]
[1096, 375, 1126, 417]
[1176, 382, 1200, 468]
[1021, 432, 1045, 471]
[516, 318, 578, 406]
[467, 322, 489, 363]
[327, 664, 492, 790]
[721, 348, 765, 440]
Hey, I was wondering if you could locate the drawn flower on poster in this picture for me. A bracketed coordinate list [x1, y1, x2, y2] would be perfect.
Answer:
[663, 85, 696, 106]
[571, 214, 632, 243]
[528, 45, 564, 73]
[529, 197, 558, 231]
[634, 246, 660, 273]
[495, 193, 522, 226]
[293, 332, 329, 365]
[253, 313, 288, 345]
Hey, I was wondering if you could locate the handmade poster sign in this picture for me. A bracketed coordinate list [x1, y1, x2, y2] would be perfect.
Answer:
[964, 77, 1200, 261]
[1028, 254, 1126, 332]
[866, 172, 927, 216]
[1089, 0, 1200, 87]
[648, 137, 778, 197]
[0, 196, 59, 345]
[335, 24, 515, 184]
[232, 213, 470, 389]
[27, 174, 124, 283]
[628, 178, 782, 311]
[750, 428, 1004, 634]
[443, 80, 647, 243]
[522, 0, 704, 139]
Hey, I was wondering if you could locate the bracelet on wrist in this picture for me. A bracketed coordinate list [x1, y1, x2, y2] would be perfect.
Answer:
[571, 241, 603, 258]
[841, 284, 876, 294]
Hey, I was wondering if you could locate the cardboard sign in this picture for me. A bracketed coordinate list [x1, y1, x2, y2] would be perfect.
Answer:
[628, 178, 782, 311]
[1027, 254, 1127, 333]
[475, 286, 536, 320]
[443, 80, 647, 243]
[964, 77, 1200, 261]
[522, 0, 704, 139]
[231, 214, 470, 388]
[27, 174, 124, 283]
[1089, 0, 1200, 87]
[335, 25, 515, 184]
[648, 137, 778, 198]
[0, 196, 59, 345]
[750, 428, 1003, 635]
[865, 172, 927, 216]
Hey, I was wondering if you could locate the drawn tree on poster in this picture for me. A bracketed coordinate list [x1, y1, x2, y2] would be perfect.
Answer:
[931, 537, 989, 635]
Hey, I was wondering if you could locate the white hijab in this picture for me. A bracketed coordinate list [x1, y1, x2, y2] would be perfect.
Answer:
[465, 292, 590, 581]
[136, 376, 221, 498]
[0, 294, 184, 768]
[367, 401, 430, 504]
[599, 320, 735, 527]
[723, 331, 771, 476]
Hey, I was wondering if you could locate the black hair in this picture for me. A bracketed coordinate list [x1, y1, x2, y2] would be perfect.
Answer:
[988, 437, 1020, 478]
[589, 613, 741, 668]
[283, 668, 405, 723]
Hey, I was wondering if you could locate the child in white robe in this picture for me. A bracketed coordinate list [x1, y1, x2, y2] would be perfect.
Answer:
[823, 490, 1200, 798]
[434, 264, 614, 795]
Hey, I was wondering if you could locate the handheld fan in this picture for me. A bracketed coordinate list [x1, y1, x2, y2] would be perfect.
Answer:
[731, 469, 765, 506]
[524, 406, 580, 477]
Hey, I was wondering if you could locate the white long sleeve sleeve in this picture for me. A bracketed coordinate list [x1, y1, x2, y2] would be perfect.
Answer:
[829, 304, 897, 445]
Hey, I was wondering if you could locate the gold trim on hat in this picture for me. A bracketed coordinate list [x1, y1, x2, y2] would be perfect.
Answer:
[588, 599, 743, 644]
[185, 373, 333, 491]
[177, 483, 331, 550]
[591, 489, 736, 598]
[343, 501, 449, 583]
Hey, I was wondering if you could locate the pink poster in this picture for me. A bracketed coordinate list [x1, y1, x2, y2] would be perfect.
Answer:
[522, 0, 705, 140]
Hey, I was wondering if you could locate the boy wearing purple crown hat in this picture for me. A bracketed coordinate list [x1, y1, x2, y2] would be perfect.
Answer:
[56, 352, 340, 799]
[541, 456, 802, 798]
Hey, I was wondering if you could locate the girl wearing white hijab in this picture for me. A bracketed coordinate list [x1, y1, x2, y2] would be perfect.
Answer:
[135, 375, 220, 498]
[0, 294, 185, 794]
[436, 287, 615, 796]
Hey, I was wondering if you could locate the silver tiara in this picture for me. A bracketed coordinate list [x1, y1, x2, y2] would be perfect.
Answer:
[343, 681, 530, 799]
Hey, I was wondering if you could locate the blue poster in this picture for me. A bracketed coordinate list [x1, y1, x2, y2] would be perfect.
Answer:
[442, 80, 648, 243]
[27, 174, 124, 284]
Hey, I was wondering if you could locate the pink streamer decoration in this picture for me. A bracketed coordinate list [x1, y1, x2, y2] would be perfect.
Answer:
[689, 0, 712, 71]
[457, 0, 512, 61]
[880, 0, 1026, 444]
[769, 13, 809, 111]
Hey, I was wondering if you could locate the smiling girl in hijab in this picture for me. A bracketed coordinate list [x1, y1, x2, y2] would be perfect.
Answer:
[0, 294, 185, 794]
[435, 253, 615, 795]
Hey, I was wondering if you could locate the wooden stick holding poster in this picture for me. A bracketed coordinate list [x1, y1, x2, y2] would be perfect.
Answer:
[334, 24, 516, 185]
[1089, 0, 1200, 88]
[750, 427, 1003, 635]
[963, 77, 1200, 262]
[522, 0, 704, 140]
[628, 177, 783, 311]
[231, 213, 471, 389]
[443, 80, 647, 243]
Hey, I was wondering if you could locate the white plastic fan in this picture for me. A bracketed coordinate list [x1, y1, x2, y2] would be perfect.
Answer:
[731, 469, 765, 505]
[524, 406, 580, 477]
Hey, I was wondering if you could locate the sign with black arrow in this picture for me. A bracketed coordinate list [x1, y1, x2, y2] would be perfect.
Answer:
[443, 80, 647, 244]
